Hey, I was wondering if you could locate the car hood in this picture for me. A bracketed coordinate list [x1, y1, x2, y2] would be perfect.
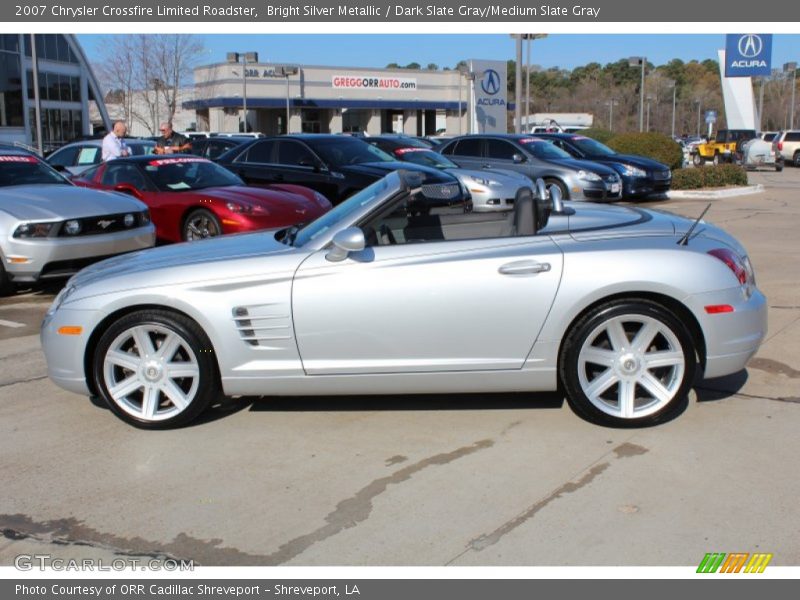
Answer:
[588, 154, 670, 173]
[0, 184, 146, 221]
[548, 158, 618, 176]
[444, 167, 529, 186]
[341, 161, 456, 183]
[67, 229, 297, 293]
[194, 185, 326, 217]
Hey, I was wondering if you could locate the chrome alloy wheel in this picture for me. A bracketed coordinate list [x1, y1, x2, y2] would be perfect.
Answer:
[102, 324, 200, 422]
[576, 314, 686, 420]
[185, 212, 220, 240]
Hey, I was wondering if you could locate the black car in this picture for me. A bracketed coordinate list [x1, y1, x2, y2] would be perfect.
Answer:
[216, 134, 464, 204]
[189, 136, 252, 161]
[534, 133, 672, 198]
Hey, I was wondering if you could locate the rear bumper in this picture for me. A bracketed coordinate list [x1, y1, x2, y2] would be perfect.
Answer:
[687, 287, 768, 379]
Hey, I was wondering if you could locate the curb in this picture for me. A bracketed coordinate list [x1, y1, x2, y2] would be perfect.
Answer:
[666, 184, 764, 199]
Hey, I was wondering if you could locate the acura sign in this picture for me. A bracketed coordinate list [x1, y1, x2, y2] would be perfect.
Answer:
[470, 59, 507, 133]
[725, 34, 772, 77]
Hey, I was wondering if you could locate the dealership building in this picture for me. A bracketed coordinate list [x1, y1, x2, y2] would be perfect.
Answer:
[184, 59, 508, 136]
[0, 34, 110, 152]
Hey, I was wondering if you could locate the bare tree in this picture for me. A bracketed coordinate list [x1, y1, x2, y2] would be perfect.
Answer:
[95, 34, 205, 135]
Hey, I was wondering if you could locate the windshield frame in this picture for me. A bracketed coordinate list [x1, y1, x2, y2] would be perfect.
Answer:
[289, 172, 402, 249]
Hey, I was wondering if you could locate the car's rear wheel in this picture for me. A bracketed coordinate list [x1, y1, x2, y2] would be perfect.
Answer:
[793, 151, 800, 167]
[560, 299, 696, 427]
[92, 310, 219, 429]
[183, 208, 222, 241]
[692, 153, 705, 167]
[776, 161, 784, 172]
[712, 152, 721, 166]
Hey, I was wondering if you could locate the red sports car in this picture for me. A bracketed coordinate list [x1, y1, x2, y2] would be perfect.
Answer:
[72, 156, 332, 243]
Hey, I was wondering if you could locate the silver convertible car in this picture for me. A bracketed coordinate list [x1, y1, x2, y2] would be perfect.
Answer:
[42, 171, 766, 429]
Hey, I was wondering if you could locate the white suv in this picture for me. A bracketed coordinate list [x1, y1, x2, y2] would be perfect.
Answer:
[773, 130, 800, 166]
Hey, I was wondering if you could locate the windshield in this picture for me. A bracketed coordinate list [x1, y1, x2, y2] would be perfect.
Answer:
[517, 139, 573, 160]
[392, 147, 459, 169]
[569, 136, 617, 156]
[143, 157, 243, 191]
[0, 156, 71, 187]
[291, 175, 396, 247]
[307, 138, 395, 166]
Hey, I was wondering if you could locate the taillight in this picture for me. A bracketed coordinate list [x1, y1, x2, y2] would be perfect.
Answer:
[777, 141, 783, 151]
[708, 248, 747, 285]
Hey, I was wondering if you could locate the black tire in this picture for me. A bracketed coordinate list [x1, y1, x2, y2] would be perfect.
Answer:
[712, 152, 721, 166]
[183, 208, 222, 241]
[794, 151, 800, 168]
[92, 309, 220, 429]
[559, 299, 696, 428]
[776, 161, 784, 172]
[545, 178, 569, 200]
[692, 153, 705, 167]
[0, 262, 14, 297]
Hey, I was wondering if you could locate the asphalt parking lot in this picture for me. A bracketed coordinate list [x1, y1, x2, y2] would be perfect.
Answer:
[1, 168, 798, 567]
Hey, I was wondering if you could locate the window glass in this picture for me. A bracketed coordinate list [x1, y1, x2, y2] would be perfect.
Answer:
[451, 138, 482, 157]
[101, 163, 148, 189]
[47, 146, 79, 167]
[486, 139, 518, 160]
[241, 140, 276, 163]
[277, 140, 317, 166]
[76, 147, 100, 165]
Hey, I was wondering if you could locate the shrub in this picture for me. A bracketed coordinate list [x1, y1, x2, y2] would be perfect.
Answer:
[606, 132, 684, 170]
[671, 165, 749, 190]
[579, 128, 614, 144]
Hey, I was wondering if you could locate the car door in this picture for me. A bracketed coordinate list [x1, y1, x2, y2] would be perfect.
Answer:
[229, 139, 280, 184]
[274, 139, 338, 199]
[441, 137, 485, 170]
[484, 138, 537, 179]
[291, 195, 563, 375]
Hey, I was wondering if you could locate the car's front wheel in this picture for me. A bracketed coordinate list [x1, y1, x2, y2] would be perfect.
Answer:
[183, 208, 222, 241]
[92, 310, 219, 429]
[560, 299, 696, 427]
[0, 262, 14, 297]
[692, 153, 705, 167]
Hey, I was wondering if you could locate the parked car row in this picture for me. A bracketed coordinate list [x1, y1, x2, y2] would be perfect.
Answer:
[2, 129, 675, 296]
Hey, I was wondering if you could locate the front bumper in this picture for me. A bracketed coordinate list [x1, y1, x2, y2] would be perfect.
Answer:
[4, 225, 155, 283]
[624, 176, 672, 198]
[579, 178, 623, 202]
[41, 306, 99, 395]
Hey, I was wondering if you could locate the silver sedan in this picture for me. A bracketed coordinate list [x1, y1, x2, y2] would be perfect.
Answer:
[0, 150, 155, 295]
[42, 172, 766, 429]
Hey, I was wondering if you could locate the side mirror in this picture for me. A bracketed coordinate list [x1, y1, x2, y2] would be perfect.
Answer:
[512, 153, 526, 164]
[114, 183, 143, 200]
[549, 183, 564, 214]
[326, 227, 365, 262]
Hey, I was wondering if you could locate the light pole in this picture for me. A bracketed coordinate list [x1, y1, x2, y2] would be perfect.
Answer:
[695, 99, 702, 137]
[606, 99, 618, 131]
[784, 62, 797, 130]
[276, 66, 299, 134]
[521, 34, 548, 133]
[645, 95, 654, 131]
[227, 51, 258, 133]
[629, 56, 646, 132]
[515, 35, 522, 133]
[457, 65, 475, 134]
[665, 80, 677, 138]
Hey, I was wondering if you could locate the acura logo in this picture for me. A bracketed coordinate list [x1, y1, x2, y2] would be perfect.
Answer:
[480, 69, 501, 95]
[738, 34, 763, 58]
[97, 219, 115, 229]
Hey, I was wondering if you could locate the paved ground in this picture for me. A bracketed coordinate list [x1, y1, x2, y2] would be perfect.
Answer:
[1, 169, 798, 567]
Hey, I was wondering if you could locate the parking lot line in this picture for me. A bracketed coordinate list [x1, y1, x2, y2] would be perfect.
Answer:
[0, 319, 25, 329]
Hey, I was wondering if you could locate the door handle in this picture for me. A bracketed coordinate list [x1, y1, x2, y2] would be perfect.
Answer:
[498, 260, 551, 275]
